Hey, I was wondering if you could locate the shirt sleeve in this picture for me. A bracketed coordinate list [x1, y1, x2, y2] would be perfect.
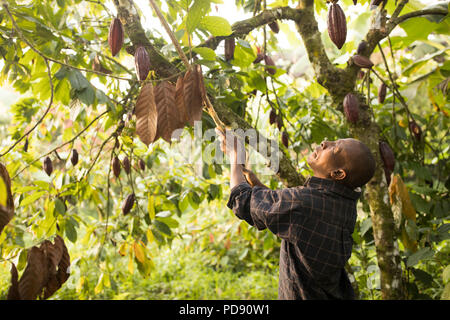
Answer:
[227, 182, 307, 242]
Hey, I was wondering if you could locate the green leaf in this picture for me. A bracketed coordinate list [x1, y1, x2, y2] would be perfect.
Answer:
[68, 70, 90, 91]
[65, 217, 78, 243]
[54, 198, 66, 215]
[186, 0, 211, 33]
[20, 191, 47, 207]
[0, 177, 7, 207]
[154, 220, 172, 236]
[406, 247, 434, 267]
[193, 47, 217, 60]
[443, 265, 450, 283]
[199, 16, 232, 36]
[179, 191, 190, 212]
[148, 194, 155, 220]
[442, 282, 450, 300]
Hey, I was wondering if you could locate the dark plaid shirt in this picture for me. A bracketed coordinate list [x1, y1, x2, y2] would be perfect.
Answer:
[226, 176, 360, 300]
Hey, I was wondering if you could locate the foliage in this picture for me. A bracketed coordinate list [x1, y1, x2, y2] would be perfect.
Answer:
[0, 0, 449, 300]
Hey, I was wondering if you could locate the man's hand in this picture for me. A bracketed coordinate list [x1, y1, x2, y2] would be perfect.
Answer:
[215, 128, 246, 165]
[242, 167, 268, 189]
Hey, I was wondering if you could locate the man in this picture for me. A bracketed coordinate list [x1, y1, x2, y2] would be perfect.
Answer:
[216, 129, 376, 300]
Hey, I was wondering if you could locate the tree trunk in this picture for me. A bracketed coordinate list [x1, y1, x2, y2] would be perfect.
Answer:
[351, 97, 405, 299]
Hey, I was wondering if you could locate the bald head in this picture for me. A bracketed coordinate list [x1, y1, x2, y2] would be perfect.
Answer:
[307, 138, 376, 188]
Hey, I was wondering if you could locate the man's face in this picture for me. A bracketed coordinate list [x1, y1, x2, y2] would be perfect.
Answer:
[307, 139, 360, 180]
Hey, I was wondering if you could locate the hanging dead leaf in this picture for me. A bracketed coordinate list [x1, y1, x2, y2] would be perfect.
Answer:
[135, 83, 158, 146]
[9, 236, 71, 300]
[175, 75, 189, 127]
[6, 263, 20, 300]
[183, 67, 203, 126]
[0, 162, 14, 235]
[154, 80, 180, 142]
[42, 236, 70, 299]
[18, 246, 48, 300]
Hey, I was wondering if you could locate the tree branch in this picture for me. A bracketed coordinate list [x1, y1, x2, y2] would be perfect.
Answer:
[112, 0, 305, 187]
[389, 8, 448, 30]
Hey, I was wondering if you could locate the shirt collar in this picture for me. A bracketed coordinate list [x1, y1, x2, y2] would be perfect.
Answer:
[304, 176, 361, 200]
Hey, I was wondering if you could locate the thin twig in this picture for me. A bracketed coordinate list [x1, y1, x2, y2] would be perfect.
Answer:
[148, 0, 190, 69]
[1, 4, 54, 158]
[11, 111, 108, 180]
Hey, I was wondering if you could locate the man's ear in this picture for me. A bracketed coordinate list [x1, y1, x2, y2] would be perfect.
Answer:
[330, 169, 346, 181]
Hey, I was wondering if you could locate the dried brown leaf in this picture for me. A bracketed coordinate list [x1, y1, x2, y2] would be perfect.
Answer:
[7, 263, 20, 300]
[183, 67, 203, 126]
[18, 246, 48, 300]
[42, 236, 70, 299]
[135, 83, 158, 146]
[154, 80, 179, 143]
[175, 76, 189, 127]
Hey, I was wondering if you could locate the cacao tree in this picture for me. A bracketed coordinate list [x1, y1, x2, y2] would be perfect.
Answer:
[0, 0, 449, 300]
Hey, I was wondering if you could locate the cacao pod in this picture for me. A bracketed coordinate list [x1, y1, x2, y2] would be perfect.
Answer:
[122, 156, 131, 175]
[282, 131, 289, 148]
[378, 83, 387, 103]
[327, 2, 347, 50]
[379, 141, 395, 172]
[264, 55, 276, 75]
[357, 70, 365, 80]
[352, 54, 374, 68]
[370, 0, 384, 8]
[409, 120, 422, 141]
[24, 138, 28, 152]
[139, 159, 146, 171]
[43, 156, 53, 176]
[135, 46, 151, 81]
[112, 156, 121, 178]
[225, 38, 235, 61]
[70, 149, 79, 166]
[253, 53, 264, 64]
[353, 0, 358, 4]
[268, 21, 279, 34]
[276, 115, 283, 130]
[343, 93, 359, 124]
[108, 18, 124, 57]
[122, 193, 135, 215]
[357, 40, 368, 55]
[269, 108, 277, 125]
